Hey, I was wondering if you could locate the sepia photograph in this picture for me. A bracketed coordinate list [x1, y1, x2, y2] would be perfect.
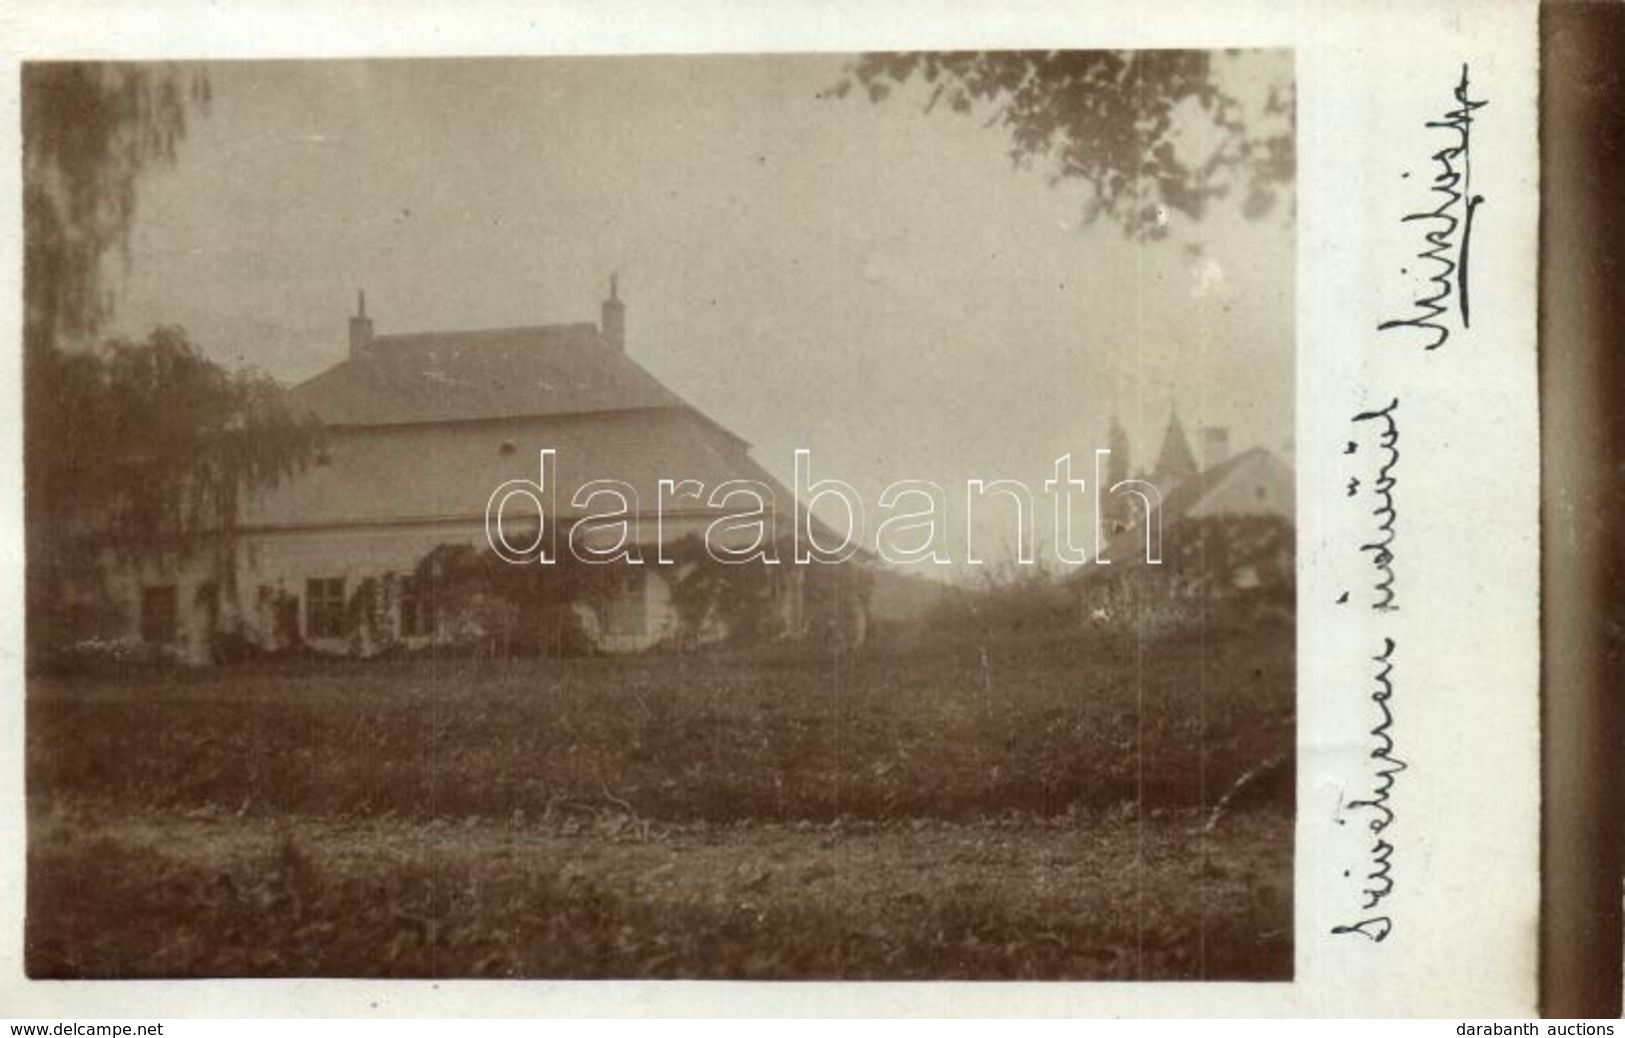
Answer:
[22, 50, 1296, 982]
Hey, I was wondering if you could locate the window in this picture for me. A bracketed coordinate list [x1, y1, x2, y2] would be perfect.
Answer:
[602, 569, 647, 637]
[399, 576, 436, 638]
[140, 585, 178, 644]
[306, 577, 347, 639]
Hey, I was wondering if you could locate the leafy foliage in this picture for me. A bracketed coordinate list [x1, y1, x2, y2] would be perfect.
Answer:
[409, 542, 598, 656]
[662, 535, 873, 651]
[391, 537, 873, 657]
[1126, 514, 1296, 599]
[836, 50, 1294, 239]
[23, 65, 326, 657]
[1080, 515, 1296, 637]
[22, 62, 209, 349]
[1162, 514, 1294, 587]
[43, 329, 319, 551]
[26, 328, 323, 653]
[923, 556, 1075, 640]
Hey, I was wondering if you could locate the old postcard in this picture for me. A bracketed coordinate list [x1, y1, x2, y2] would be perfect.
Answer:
[0, 0, 1541, 1018]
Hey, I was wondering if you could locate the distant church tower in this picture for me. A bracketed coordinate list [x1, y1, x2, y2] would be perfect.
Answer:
[1151, 407, 1199, 489]
[1103, 415, 1133, 528]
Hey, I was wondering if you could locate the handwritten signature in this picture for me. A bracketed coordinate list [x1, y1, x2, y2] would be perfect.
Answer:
[1351, 398, 1399, 613]
[1333, 399, 1406, 941]
[1332, 637, 1407, 942]
[1377, 64, 1489, 350]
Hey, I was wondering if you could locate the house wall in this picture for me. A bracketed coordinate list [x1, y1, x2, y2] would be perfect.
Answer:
[101, 403, 832, 661]
[240, 410, 779, 533]
[235, 515, 736, 655]
[107, 510, 817, 660]
[235, 520, 490, 655]
[1186, 453, 1296, 520]
[573, 569, 678, 655]
[97, 549, 225, 664]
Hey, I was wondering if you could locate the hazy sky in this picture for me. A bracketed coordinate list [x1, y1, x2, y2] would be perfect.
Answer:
[110, 53, 1294, 569]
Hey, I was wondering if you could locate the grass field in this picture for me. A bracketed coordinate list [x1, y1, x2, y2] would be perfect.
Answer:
[26, 621, 1295, 980]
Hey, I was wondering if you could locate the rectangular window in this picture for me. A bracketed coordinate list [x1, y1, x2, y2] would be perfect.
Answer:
[306, 577, 347, 639]
[140, 585, 178, 644]
[602, 569, 647, 637]
[399, 576, 435, 638]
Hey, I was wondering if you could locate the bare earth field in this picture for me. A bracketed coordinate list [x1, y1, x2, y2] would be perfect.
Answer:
[26, 623, 1295, 980]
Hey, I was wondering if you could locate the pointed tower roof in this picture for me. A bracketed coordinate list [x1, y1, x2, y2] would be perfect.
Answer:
[1151, 409, 1199, 487]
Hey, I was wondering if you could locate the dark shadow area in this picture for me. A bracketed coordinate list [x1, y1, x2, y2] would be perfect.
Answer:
[1540, 0, 1625, 1018]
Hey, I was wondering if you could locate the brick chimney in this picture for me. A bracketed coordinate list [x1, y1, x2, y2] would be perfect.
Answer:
[600, 274, 625, 352]
[1200, 426, 1231, 470]
[348, 290, 374, 358]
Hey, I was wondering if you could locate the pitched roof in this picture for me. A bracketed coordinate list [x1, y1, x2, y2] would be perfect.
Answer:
[1088, 447, 1287, 571]
[1157, 446, 1273, 524]
[287, 323, 688, 427]
[1152, 412, 1199, 485]
[262, 317, 842, 544]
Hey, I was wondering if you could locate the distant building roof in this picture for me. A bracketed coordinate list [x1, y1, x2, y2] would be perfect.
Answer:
[1156, 446, 1275, 524]
[287, 323, 688, 427]
[1151, 411, 1199, 487]
[1089, 446, 1293, 571]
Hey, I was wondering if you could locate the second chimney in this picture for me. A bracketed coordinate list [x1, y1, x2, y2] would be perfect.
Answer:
[1200, 426, 1230, 470]
[600, 274, 625, 352]
[349, 290, 374, 358]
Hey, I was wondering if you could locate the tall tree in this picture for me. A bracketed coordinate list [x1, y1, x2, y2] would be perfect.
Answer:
[836, 50, 1294, 240]
[23, 63, 320, 655]
[22, 63, 209, 351]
